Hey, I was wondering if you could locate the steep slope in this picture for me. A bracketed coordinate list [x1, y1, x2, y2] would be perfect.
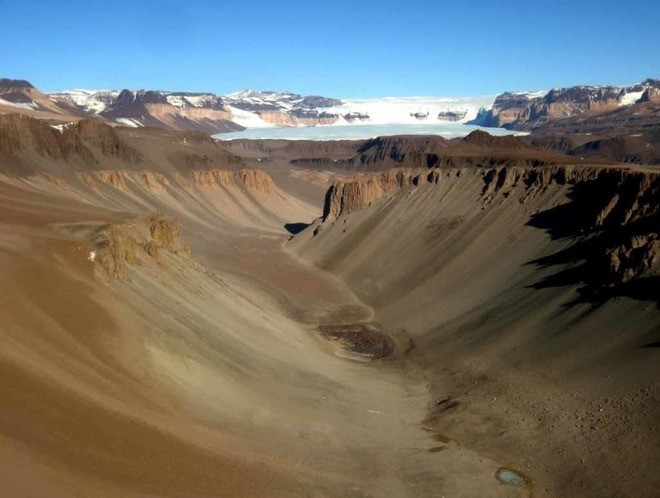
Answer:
[291, 164, 660, 497]
[49, 87, 347, 131]
[0, 114, 247, 175]
[97, 90, 242, 133]
[0, 133, 534, 497]
[0, 78, 88, 120]
[480, 78, 660, 132]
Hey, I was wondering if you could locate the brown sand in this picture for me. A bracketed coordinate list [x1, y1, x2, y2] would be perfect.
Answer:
[0, 122, 657, 497]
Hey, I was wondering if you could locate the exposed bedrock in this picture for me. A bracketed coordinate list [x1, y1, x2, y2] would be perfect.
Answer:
[319, 165, 659, 300]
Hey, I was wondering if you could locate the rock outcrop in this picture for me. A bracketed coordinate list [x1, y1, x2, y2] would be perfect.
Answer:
[343, 112, 370, 123]
[97, 90, 241, 134]
[319, 164, 660, 297]
[187, 168, 275, 193]
[253, 109, 340, 127]
[96, 170, 129, 190]
[91, 213, 190, 281]
[437, 110, 467, 122]
[322, 168, 420, 220]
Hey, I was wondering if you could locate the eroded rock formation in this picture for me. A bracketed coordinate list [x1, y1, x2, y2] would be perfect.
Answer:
[319, 165, 660, 297]
[91, 212, 190, 281]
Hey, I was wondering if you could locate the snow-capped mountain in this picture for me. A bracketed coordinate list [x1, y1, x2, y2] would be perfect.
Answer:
[48, 89, 120, 114]
[223, 90, 341, 110]
[46, 88, 498, 131]
[48, 89, 239, 133]
[2, 78, 656, 135]
[478, 79, 660, 130]
[0, 79, 90, 116]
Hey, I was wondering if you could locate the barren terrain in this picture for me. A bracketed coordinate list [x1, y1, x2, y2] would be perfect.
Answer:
[0, 116, 658, 497]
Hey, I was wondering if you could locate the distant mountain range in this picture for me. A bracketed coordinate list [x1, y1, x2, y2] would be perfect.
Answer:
[477, 79, 660, 133]
[0, 77, 657, 135]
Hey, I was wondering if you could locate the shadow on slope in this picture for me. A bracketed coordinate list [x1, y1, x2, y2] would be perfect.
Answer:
[284, 222, 310, 235]
[525, 174, 659, 305]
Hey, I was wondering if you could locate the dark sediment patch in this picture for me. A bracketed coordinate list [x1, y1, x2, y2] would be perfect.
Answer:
[284, 222, 310, 234]
[435, 396, 460, 412]
[432, 432, 452, 444]
[318, 323, 395, 359]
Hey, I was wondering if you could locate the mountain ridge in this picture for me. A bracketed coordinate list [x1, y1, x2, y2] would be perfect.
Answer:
[1, 77, 658, 137]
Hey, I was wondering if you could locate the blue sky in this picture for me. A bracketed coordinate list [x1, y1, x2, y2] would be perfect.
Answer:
[2, 0, 658, 97]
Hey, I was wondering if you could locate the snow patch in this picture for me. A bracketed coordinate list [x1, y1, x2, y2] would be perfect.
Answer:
[48, 89, 119, 114]
[509, 90, 546, 100]
[115, 118, 143, 128]
[184, 95, 211, 107]
[226, 105, 276, 129]
[50, 122, 76, 133]
[166, 95, 186, 108]
[619, 90, 644, 106]
[0, 98, 38, 110]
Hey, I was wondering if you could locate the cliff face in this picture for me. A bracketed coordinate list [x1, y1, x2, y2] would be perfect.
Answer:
[69, 167, 276, 197]
[322, 169, 419, 220]
[187, 168, 275, 193]
[323, 165, 658, 223]
[289, 132, 581, 172]
[255, 110, 340, 127]
[0, 78, 38, 104]
[97, 90, 241, 133]
[482, 79, 660, 132]
[319, 165, 660, 296]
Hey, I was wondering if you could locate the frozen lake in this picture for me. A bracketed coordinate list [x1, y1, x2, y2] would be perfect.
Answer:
[213, 123, 522, 141]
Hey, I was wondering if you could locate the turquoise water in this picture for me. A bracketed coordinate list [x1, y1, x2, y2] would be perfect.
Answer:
[214, 123, 521, 141]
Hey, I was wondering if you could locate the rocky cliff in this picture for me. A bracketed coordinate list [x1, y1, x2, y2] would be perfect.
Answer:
[480, 79, 660, 132]
[319, 164, 659, 296]
[290, 131, 579, 172]
[322, 168, 419, 220]
[92, 212, 191, 281]
[187, 168, 275, 193]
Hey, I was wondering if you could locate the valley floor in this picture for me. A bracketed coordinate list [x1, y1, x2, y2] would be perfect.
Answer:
[0, 152, 657, 497]
[0, 171, 530, 497]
